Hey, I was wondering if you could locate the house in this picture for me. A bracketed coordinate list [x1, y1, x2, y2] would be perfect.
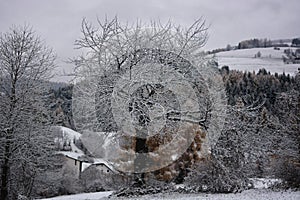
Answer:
[52, 126, 131, 190]
[58, 152, 114, 176]
[57, 151, 130, 190]
[58, 152, 91, 178]
[80, 159, 131, 191]
[92, 158, 118, 173]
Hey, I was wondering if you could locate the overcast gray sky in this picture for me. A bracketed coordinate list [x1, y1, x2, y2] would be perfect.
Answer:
[0, 0, 299, 80]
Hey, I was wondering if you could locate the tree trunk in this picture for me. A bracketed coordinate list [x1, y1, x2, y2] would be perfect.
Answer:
[1, 140, 11, 200]
[134, 128, 148, 186]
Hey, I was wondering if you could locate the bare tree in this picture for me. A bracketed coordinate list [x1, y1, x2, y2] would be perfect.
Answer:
[72, 16, 227, 186]
[0, 25, 56, 199]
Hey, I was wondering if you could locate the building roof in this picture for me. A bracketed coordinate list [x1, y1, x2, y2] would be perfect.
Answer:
[57, 151, 118, 173]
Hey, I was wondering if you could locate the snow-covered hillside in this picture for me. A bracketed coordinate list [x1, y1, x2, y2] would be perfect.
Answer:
[214, 47, 299, 75]
[53, 126, 83, 154]
[59, 126, 81, 139]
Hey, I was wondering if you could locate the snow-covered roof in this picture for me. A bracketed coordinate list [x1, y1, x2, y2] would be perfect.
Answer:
[93, 158, 117, 172]
[57, 151, 85, 160]
[57, 151, 118, 173]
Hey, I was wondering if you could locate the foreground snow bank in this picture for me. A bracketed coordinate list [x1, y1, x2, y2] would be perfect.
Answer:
[38, 191, 113, 200]
[38, 189, 300, 200]
[108, 189, 299, 200]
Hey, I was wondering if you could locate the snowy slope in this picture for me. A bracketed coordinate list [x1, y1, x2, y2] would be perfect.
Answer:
[214, 47, 299, 75]
[53, 126, 84, 154]
[59, 126, 81, 140]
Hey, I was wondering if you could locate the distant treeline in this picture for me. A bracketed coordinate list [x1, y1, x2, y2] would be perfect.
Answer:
[47, 67, 300, 131]
[207, 37, 300, 54]
[237, 38, 287, 49]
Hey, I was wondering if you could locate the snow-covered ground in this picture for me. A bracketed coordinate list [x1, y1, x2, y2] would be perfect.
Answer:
[38, 178, 298, 200]
[38, 189, 300, 200]
[38, 191, 113, 200]
[36, 176, 296, 200]
[114, 189, 300, 200]
[250, 178, 282, 189]
[214, 47, 299, 75]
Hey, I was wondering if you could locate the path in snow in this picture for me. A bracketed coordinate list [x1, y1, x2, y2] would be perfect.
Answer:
[39, 191, 113, 200]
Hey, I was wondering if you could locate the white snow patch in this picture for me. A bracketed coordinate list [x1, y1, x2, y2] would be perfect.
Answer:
[171, 154, 178, 161]
[38, 191, 113, 200]
[81, 162, 91, 171]
[250, 178, 282, 189]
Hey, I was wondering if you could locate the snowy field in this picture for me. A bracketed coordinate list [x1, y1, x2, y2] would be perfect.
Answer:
[214, 47, 299, 75]
[39, 189, 300, 200]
